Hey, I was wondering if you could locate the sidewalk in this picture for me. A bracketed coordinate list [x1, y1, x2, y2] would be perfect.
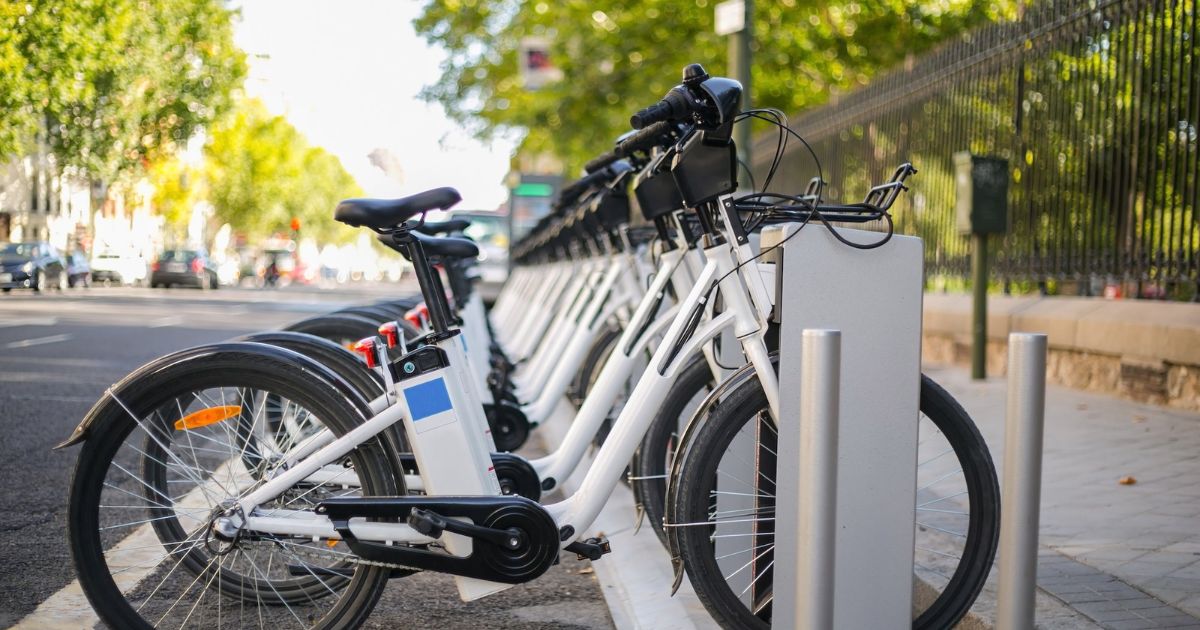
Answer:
[551, 364, 1200, 629]
[926, 364, 1200, 629]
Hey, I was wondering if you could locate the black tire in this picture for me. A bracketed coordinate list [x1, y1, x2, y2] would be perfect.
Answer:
[568, 323, 622, 407]
[285, 313, 390, 348]
[631, 354, 715, 546]
[671, 372, 999, 630]
[239, 331, 386, 400]
[67, 350, 397, 629]
[335, 305, 403, 324]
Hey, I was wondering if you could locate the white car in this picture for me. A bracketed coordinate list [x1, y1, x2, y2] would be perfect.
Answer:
[90, 251, 148, 286]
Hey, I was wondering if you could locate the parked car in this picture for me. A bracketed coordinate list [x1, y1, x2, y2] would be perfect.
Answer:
[65, 250, 92, 288]
[149, 250, 218, 290]
[90, 250, 148, 286]
[449, 210, 510, 303]
[0, 241, 68, 293]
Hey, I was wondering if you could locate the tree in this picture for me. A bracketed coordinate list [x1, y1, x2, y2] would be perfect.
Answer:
[414, 0, 1018, 174]
[0, 0, 245, 182]
[203, 99, 363, 243]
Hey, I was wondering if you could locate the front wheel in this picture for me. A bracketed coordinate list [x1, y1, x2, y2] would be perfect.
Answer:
[670, 372, 999, 629]
[67, 349, 397, 629]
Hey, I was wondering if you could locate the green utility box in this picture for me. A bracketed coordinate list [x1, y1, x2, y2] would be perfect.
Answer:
[954, 152, 1009, 235]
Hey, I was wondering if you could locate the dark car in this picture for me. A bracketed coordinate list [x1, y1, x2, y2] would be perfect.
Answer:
[0, 241, 68, 293]
[66, 250, 91, 287]
[149, 249, 219, 290]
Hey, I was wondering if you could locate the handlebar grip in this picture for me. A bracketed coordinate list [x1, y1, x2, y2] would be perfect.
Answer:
[583, 151, 620, 174]
[629, 85, 693, 130]
[630, 102, 671, 130]
[617, 121, 673, 156]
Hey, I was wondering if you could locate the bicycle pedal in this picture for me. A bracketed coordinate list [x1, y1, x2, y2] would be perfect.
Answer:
[407, 508, 447, 539]
[564, 536, 611, 561]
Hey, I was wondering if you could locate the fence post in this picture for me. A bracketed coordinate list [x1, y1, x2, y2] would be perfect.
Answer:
[777, 329, 841, 629]
[997, 333, 1047, 629]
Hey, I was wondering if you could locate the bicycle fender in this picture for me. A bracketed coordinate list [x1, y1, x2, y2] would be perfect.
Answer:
[54, 341, 374, 449]
[661, 351, 779, 569]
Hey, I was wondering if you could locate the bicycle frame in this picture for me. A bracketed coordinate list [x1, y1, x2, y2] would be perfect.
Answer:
[234, 200, 779, 574]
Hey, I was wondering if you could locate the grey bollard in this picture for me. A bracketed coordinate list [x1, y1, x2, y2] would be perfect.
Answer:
[996, 333, 1047, 630]
[777, 329, 841, 629]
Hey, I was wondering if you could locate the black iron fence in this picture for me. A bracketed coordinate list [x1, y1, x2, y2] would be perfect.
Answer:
[753, 0, 1198, 300]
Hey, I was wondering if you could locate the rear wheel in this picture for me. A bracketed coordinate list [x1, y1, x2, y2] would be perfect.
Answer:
[671, 373, 999, 629]
[68, 351, 397, 629]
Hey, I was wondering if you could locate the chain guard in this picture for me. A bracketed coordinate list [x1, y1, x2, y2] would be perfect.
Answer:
[315, 495, 559, 584]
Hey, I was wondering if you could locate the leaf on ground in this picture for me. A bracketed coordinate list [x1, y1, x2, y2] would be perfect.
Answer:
[1118, 475, 1137, 485]
[1133, 415, 1147, 423]
[579, 567, 595, 575]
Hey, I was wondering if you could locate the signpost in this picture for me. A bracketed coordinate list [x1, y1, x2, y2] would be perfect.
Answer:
[955, 152, 1009, 380]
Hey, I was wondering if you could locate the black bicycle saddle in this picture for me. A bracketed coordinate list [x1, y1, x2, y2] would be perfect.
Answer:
[335, 187, 462, 229]
[376, 230, 479, 260]
[411, 218, 471, 236]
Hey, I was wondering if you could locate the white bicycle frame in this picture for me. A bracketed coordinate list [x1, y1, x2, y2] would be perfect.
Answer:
[232, 197, 781, 599]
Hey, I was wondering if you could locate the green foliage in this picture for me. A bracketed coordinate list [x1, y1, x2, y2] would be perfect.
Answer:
[0, 0, 245, 180]
[413, 0, 1017, 173]
[203, 100, 362, 243]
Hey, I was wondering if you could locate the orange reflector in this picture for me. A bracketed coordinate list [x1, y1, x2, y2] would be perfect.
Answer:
[326, 538, 339, 548]
[174, 406, 242, 431]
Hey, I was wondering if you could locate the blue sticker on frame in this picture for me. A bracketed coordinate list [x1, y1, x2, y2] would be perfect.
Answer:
[404, 377, 453, 421]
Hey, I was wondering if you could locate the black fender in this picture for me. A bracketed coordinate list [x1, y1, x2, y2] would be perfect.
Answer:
[238, 330, 385, 397]
[237, 331, 411, 465]
[55, 341, 376, 450]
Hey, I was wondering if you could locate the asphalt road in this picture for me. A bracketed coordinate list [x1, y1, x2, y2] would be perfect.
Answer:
[0, 285, 611, 630]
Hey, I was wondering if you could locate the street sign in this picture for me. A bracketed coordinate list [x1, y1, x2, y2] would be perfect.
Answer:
[519, 37, 563, 90]
[715, 0, 745, 35]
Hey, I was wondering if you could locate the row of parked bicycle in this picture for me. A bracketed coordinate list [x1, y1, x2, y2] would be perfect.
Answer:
[57, 63, 999, 629]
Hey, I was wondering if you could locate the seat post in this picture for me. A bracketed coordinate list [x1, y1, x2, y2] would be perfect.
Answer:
[403, 235, 454, 335]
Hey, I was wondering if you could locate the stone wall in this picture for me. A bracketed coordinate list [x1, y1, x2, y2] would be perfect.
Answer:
[922, 295, 1200, 412]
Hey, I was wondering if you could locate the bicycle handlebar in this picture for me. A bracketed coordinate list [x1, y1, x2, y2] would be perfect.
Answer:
[583, 121, 676, 174]
[630, 85, 692, 129]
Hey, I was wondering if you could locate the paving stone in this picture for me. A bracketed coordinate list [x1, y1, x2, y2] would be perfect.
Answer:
[1104, 619, 1166, 629]
[924, 366, 1200, 628]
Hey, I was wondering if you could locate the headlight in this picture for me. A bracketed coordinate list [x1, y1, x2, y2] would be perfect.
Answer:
[22, 261, 33, 273]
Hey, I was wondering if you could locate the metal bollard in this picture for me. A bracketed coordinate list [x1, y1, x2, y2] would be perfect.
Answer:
[777, 329, 841, 629]
[996, 333, 1048, 630]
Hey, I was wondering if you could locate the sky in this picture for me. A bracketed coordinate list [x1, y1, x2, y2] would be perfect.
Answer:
[232, 1, 517, 210]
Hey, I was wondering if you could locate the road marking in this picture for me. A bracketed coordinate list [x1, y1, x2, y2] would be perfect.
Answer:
[4, 333, 72, 349]
[149, 315, 183, 328]
[0, 317, 59, 328]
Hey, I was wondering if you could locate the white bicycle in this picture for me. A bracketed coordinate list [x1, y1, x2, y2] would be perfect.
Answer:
[60, 64, 998, 629]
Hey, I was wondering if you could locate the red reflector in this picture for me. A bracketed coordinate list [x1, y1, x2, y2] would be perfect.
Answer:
[404, 303, 429, 329]
[378, 321, 400, 348]
[191, 258, 203, 273]
[352, 337, 380, 368]
[151, 261, 160, 272]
